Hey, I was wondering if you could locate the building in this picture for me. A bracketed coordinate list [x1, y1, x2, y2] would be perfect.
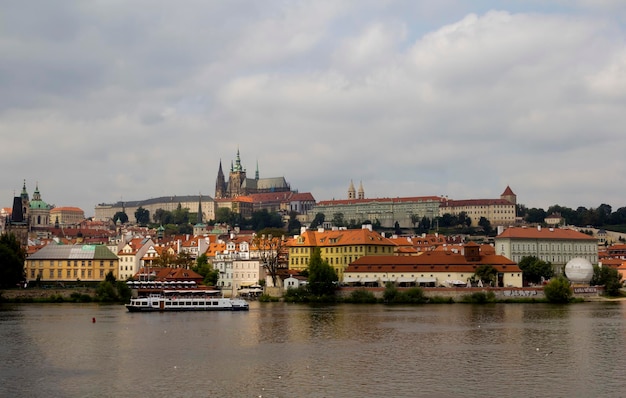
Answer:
[25, 244, 119, 282]
[495, 226, 598, 273]
[117, 237, 155, 280]
[214, 149, 291, 199]
[50, 207, 85, 227]
[4, 182, 30, 246]
[286, 226, 396, 281]
[313, 181, 444, 229]
[343, 242, 523, 287]
[95, 195, 215, 223]
[29, 183, 52, 229]
[439, 186, 517, 228]
[232, 259, 265, 296]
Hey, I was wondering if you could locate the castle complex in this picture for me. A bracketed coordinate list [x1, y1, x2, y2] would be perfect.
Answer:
[214, 149, 291, 199]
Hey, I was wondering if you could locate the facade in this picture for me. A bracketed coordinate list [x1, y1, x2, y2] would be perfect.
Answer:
[232, 259, 265, 295]
[214, 149, 291, 199]
[495, 226, 598, 273]
[439, 186, 517, 227]
[25, 244, 119, 282]
[313, 182, 443, 229]
[95, 195, 215, 223]
[343, 244, 523, 288]
[117, 237, 155, 280]
[50, 207, 85, 226]
[286, 226, 396, 281]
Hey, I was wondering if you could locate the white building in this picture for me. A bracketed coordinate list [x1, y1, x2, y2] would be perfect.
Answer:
[495, 226, 598, 273]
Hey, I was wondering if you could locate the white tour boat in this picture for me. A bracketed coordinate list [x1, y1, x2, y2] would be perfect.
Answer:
[126, 289, 249, 312]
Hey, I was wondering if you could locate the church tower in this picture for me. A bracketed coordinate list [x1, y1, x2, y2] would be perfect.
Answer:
[348, 180, 356, 199]
[358, 181, 365, 199]
[228, 149, 247, 198]
[215, 160, 227, 199]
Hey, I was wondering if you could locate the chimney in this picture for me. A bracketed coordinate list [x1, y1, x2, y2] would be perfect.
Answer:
[537, 225, 541, 231]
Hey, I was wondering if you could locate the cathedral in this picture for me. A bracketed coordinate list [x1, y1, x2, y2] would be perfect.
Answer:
[214, 149, 291, 199]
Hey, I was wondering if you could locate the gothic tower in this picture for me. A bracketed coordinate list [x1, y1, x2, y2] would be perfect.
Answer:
[228, 149, 247, 198]
[358, 181, 365, 200]
[215, 160, 227, 199]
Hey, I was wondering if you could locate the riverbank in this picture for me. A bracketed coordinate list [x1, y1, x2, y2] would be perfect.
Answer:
[0, 287, 96, 302]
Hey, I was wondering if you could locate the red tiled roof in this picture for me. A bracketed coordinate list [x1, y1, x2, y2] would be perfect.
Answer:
[501, 185, 515, 196]
[346, 251, 519, 272]
[317, 196, 443, 206]
[497, 227, 596, 241]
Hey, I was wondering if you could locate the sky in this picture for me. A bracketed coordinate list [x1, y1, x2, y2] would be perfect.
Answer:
[2, 0, 626, 217]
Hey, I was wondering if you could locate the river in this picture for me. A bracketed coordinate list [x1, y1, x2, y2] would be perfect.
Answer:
[1, 301, 625, 398]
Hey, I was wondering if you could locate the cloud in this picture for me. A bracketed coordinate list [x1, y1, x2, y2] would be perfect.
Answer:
[2, 2, 626, 216]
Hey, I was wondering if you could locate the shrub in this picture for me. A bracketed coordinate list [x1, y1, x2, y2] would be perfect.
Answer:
[283, 286, 310, 303]
[544, 276, 573, 303]
[460, 291, 496, 304]
[347, 289, 377, 304]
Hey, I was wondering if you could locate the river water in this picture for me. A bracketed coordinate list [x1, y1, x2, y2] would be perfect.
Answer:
[1, 301, 625, 398]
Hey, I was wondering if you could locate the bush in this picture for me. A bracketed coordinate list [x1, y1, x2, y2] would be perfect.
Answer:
[383, 284, 428, 304]
[283, 286, 310, 303]
[460, 291, 496, 304]
[544, 276, 573, 303]
[347, 289, 377, 304]
[258, 294, 279, 302]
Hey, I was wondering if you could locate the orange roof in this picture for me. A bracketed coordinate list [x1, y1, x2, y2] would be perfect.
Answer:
[497, 227, 596, 241]
[287, 228, 396, 248]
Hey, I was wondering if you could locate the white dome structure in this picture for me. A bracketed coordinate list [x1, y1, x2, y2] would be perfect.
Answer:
[564, 258, 594, 284]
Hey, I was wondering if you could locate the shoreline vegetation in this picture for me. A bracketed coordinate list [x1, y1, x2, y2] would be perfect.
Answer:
[2, 286, 617, 305]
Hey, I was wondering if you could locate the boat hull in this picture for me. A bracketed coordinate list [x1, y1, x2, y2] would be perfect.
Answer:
[126, 296, 249, 312]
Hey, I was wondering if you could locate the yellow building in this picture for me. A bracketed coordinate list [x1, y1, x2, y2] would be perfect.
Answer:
[25, 244, 119, 282]
[286, 226, 396, 281]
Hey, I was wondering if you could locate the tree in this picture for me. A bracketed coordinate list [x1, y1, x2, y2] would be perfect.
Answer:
[113, 211, 128, 224]
[518, 256, 554, 285]
[0, 233, 25, 288]
[543, 276, 572, 303]
[135, 207, 150, 225]
[249, 210, 283, 231]
[310, 213, 325, 229]
[307, 247, 338, 296]
[478, 217, 492, 235]
[175, 251, 194, 269]
[332, 212, 345, 228]
[590, 265, 622, 297]
[473, 265, 498, 286]
[155, 250, 177, 268]
[287, 211, 302, 235]
[394, 221, 401, 235]
[254, 232, 287, 288]
[193, 254, 219, 286]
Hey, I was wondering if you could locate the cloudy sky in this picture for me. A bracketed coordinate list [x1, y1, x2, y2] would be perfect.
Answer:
[2, 1, 626, 217]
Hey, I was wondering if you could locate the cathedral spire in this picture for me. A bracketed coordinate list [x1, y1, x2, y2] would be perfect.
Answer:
[197, 193, 203, 224]
[255, 159, 259, 180]
[215, 159, 227, 199]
